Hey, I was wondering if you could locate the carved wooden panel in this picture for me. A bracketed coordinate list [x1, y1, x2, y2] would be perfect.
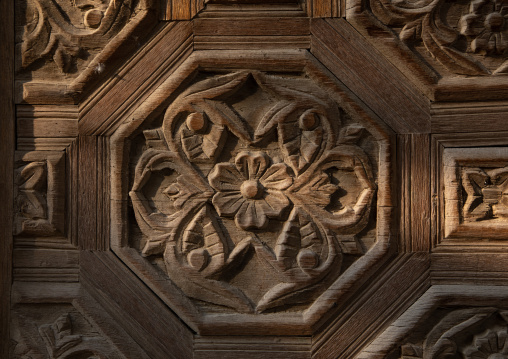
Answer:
[109, 50, 394, 333]
[4, 0, 508, 357]
[14, 151, 65, 237]
[348, 0, 508, 101]
[16, 0, 157, 104]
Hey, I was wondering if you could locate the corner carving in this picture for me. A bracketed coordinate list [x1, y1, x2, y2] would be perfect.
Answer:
[11, 308, 120, 359]
[14, 151, 65, 237]
[118, 68, 388, 316]
[349, 0, 508, 77]
[19, 0, 149, 73]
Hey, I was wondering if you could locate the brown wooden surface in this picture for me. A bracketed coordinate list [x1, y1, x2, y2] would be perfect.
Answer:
[0, 0, 14, 355]
[311, 18, 430, 134]
[6, 0, 508, 357]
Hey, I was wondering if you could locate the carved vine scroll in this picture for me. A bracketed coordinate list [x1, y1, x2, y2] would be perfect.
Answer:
[127, 71, 379, 314]
[351, 0, 508, 76]
[399, 307, 508, 359]
[20, 0, 152, 73]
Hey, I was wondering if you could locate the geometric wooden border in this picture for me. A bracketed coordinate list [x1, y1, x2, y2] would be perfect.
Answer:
[443, 147, 508, 240]
[432, 132, 508, 250]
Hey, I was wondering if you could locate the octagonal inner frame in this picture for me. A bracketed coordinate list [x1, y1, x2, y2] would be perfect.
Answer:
[109, 49, 395, 335]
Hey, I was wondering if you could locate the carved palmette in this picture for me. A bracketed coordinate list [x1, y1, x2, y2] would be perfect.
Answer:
[129, 71, 378, 313]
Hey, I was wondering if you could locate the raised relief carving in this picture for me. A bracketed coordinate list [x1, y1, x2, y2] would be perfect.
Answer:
[351, 0, 508, 76]
[443, 147, 508, 240]
[127, 71, 379, 313]
[398, 308, 508, 359]
[14, 151, 65, 237]
[11, 306, 119, 359]
[20, 0, 137, 73]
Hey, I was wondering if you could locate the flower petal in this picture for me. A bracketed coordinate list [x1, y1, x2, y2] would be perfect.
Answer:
[260, 163, 292, 190]
[212, 192, 244, 217]
[235, 200, 268, 229]
[208, 163, 243, 191]
[259, 190, 291, 218]
[235, 151, 269, 180]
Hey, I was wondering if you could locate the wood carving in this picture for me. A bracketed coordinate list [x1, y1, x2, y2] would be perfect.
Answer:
[14, 151, 65, 237]
[398, 308, 508, 359]
[349, 0, 508, 76]
[442, 147, 508, 240]
[11, 306, 120, 359]
[126, 70, 380, 314]
[21, 0, 138, 73]
[16, 0, 157, 104]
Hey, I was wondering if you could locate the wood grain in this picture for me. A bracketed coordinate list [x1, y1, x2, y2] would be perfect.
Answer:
[78, 136, 97, 250]
[80, 251, 194, 359]
[194, 17, 310, 36]
[311, 18, 430, 134]
[160, 0, 204, 20]
[312, 253, 430, 358]
[0, 0, 13, 353]
[432, 101, 508, 133]
[79, 21, 193, 136]
[357, 285, 508, 358]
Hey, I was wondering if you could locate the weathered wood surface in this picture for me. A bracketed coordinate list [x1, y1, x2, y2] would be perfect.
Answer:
[6, 0, 508, 357]
[311, 18, 430, 134]
[0, 0, 14, 355]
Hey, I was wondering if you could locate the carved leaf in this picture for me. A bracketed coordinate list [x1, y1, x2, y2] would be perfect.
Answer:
[421, 11, 489, 75]
[164, 72, 253, 155]
[21, 0, 136, 72]
[274, 208, 323, 271]
[39, 314, 81, 359]
[289, 145, 375, 232]
[400, 19, 423, 43]
[253, 212, 341, 313]
[130, 149, 212, 256]
[277, 110, 324, 175]
[182, 206, 227, 277]
[22, 0, 51, 69]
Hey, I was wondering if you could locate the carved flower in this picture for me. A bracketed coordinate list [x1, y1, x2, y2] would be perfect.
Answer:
[463, 328, 508, 358]
[460, 0, 508, 55]
[208, 151, 292, 230]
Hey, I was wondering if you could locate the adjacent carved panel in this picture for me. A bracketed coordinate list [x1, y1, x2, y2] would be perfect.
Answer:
[16, 0, 157, 103]
[10, 304, 121, 359]
[398, 308, 508, 359]
[14, 151, 65, 237]
[443, 147, 508, 240]
[350, 0, 508, 76]
[111, 59, 391, 324]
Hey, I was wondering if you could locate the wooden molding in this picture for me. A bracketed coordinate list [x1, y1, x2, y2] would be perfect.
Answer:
[432, 133, 508, 249]
[357, 285, 508, 358]
[310, 18, 430, 134]
[312, 253, 430, 358]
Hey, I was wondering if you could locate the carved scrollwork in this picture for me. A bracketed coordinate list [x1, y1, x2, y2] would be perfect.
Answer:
[20, 0, 147, 73]
[356, 0, 508, 75]
[128, 71, 378, 313]
[399, 308, 508, 359]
